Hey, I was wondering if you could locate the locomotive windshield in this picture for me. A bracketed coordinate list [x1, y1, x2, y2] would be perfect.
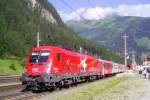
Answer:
[29, 52, 50, 64]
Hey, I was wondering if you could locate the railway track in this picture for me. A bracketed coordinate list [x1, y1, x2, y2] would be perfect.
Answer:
[0, 75, 20, 84]
[0, 83, 36, 100]
[0, 91, 46, 100]
[0, 75, 116, 100]
[0, 75, 50, 100]
[0, 75, 45, 100]
[0, 87, 53, 100]
[0, 83, 22, 92]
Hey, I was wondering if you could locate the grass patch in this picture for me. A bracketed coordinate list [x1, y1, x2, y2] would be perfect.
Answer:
[95, 75, 147, 100]
[0, 59, 25, 75]
[55, 76, 129, 100]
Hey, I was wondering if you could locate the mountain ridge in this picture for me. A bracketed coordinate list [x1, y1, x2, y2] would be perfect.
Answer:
[66, 16, 150, 62]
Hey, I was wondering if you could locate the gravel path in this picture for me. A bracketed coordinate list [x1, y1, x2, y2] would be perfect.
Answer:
[141, 79, 150, 100]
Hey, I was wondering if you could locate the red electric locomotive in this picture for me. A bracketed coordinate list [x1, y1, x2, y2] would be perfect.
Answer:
[21, 45, 125, 91]
[21, 46, 102, 91]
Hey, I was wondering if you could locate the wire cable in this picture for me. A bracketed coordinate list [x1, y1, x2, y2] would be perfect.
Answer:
[87, 0, 101, 19]
[60, 0, 87, 21]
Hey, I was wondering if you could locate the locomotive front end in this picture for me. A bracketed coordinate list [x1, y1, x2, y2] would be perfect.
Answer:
[21, 46, 53, 91]
[27, 51, 50, 75]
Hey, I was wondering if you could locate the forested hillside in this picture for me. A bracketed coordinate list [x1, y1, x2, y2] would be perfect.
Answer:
[0, 0, 123, 63]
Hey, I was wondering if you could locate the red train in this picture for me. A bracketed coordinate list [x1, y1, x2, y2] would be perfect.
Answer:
[21, 46, 125, 91]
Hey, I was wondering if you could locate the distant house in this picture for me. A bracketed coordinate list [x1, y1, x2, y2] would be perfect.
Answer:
[143, 53, 150, 66]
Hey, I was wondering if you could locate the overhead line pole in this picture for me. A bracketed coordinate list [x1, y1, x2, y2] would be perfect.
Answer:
[122, 33, 128, 68]
[37, 32, 40, 47]
[131, 51, 136, 69]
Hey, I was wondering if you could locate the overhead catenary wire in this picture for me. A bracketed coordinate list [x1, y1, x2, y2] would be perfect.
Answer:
[87, 0, 101, 19]
[60, 0, 101, 32]
[60, 0, 88, 22]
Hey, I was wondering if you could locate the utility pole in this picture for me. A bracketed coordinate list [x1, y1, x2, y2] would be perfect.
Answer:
[131, 51, 136, 69]
[122, 33, 128, 68]
[131, 51, 136, 65]
[37, 32, 40, 47]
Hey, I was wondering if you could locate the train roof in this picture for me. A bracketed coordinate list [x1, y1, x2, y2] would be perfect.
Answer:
[98, 59, 112, 63]
[31, 45, 96, 59]
[98, 59, 124, 65]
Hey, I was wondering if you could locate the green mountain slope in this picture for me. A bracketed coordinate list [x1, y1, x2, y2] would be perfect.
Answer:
[67, 16, 150, 62]
[0, 0, 123, 63]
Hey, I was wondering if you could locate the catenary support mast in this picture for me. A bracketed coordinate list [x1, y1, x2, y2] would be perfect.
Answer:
[122, 33, 128, 67]
[37, 32, 40, 47]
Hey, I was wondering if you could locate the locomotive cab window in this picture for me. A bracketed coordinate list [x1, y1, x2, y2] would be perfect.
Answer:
[29, 52, 50, 64]
[57, 53, 62, 61]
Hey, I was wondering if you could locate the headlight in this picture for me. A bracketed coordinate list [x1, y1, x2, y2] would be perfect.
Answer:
[46, 66, 50, 74]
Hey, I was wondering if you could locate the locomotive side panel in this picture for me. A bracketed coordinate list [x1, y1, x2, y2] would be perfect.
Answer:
[86, 57, 100, 74]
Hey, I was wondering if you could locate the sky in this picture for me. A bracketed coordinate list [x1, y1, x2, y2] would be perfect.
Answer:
[49, 0, 150, 22]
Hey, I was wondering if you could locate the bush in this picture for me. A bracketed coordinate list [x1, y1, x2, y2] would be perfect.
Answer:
[9, 63, 16, 71]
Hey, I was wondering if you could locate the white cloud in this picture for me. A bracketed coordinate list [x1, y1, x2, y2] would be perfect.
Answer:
[58, 4, 150, 22]
[116, 4, 150, 17]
